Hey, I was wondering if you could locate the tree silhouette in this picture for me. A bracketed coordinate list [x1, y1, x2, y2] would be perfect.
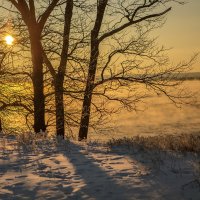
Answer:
[78, 0, 193, 140]
[42, 0, 73, 138]
[8, 0, 60, 133]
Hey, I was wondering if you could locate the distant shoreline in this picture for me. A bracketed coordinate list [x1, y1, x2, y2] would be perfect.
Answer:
[171, 72, 200, 80]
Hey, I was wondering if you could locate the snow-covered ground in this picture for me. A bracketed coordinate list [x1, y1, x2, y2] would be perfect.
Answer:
[0, 136, 200, 200]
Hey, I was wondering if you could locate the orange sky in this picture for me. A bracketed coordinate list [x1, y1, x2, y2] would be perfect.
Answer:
[156, 0, 200, 72]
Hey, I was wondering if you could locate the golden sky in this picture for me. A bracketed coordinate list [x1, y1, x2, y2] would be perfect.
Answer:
[156, 0, 200, 72]
[1, 1, 199, 71]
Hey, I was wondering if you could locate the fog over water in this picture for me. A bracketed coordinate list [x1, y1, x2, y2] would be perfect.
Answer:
[90, 80, 200, 141]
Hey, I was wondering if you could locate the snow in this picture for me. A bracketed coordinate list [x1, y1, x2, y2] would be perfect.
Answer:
[0, 135, 200, 200]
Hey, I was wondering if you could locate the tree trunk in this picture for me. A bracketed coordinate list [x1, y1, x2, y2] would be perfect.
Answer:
[78, 45, 99, 140]
[55, 77, 65, 138]
[30, 32, 46, 133]
[54, 0, 73, 139]
[78, 79, 94, 140]
[78, 0, 108, 140]
[0, 118, 2, 132]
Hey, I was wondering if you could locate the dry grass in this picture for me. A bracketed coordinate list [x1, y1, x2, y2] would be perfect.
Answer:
[107, 134, 200, 153]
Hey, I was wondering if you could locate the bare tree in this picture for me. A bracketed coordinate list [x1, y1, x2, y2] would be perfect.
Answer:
[42, 0, 73, 138]
[78, 0, 194, 140]
[5, 0, 60, 133]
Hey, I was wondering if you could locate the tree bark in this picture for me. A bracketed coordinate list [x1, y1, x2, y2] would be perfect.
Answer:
[54, 76, 65, 138]
[0, 118, 2, 132]
[30, 30, 46, 133]
[78, 41, 99, 140]
[78, 74, 95, 140]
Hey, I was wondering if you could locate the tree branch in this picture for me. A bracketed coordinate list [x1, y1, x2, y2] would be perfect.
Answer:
[99, 7, 171, 42]
[38, 0, 60, 31]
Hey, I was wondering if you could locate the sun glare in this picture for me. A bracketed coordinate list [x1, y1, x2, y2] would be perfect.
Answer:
[5, 35, 14, 45]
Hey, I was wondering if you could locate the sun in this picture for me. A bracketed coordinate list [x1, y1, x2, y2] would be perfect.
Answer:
[5, 35, 14, 45]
